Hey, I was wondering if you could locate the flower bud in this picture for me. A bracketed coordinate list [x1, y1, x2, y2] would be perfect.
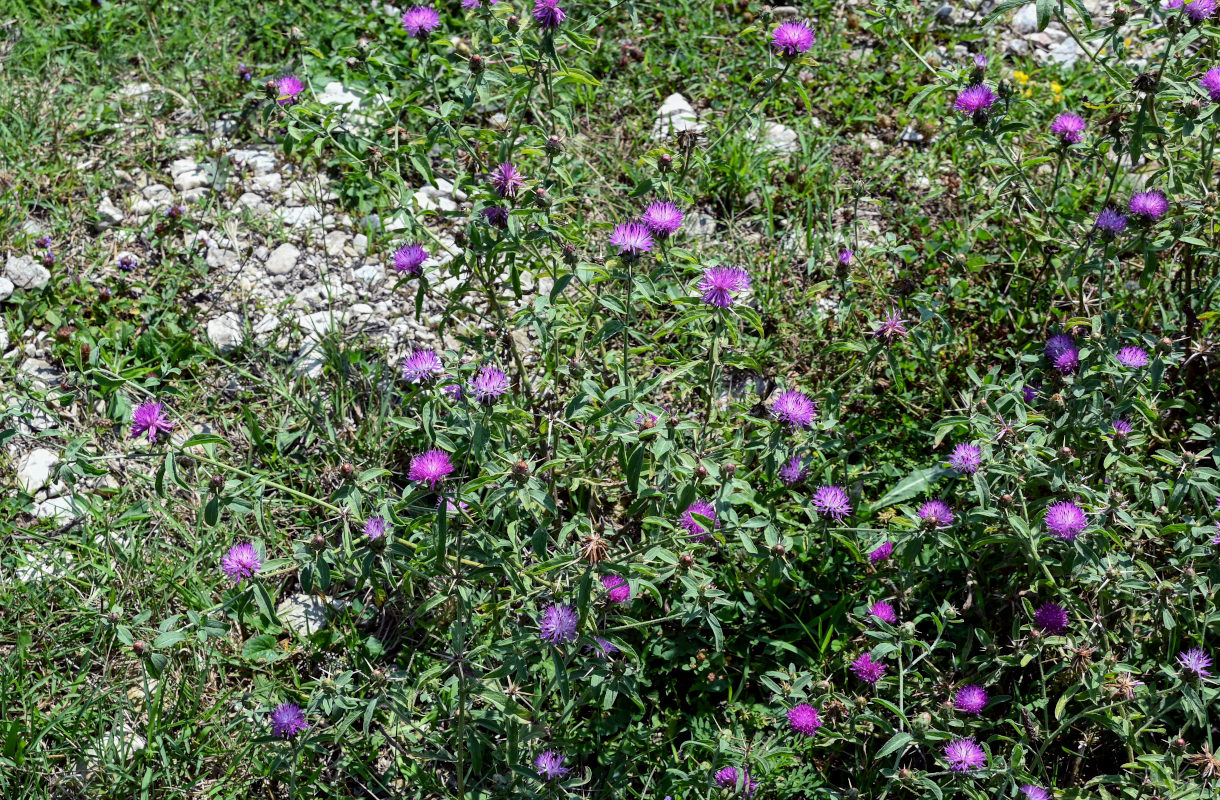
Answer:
[679, 553, 694, 568]
[340, 462, 355, 480]
[209, 473, 225, 492]
[723, 462, 737, 477]
[1112, 6, 1129, 24]
[506, 14, 519, 31]
[545, 135, 563, 155]
[310, 533, 328, 552]
[770, 543, 786, 555]
[533, 186, 549, 208]
[658, 153, 673, 172]
[346, 56, 360, 70]
[695, 464, 708, 480]
[132, 640, 147, 656]
[290, 25, 305, 42]
[469, 53, 485, 73]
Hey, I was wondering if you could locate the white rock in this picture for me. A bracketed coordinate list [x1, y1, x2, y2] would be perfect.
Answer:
[651, 93, 705, 140]
[96, 196, 125, 229]
[251, 173, 282, 194]
[749, 121, 799, 154]
[236, 192, 269, 212]
[298, 309, 348, 339]
[1013, 3, 1039, 33]
[278, 206, 323, 228]
[353, 234, 368, 254]
[206, 313, 244, 351]
[324, 231, 350, 256]
[34, 495, 80, 522]
[317, 81, 361, 107]
[116, 82, 153, 99]
[0, 276, 13, 302]
[206, 244, 241, 271]
[0, 327, 8, 351]
[277, 593, 341, 635]
[6, 255, 50, 290]
[353, 263, 385, 287]
[1042, 37, 1085, 68]
[17, 448, 59, 494]
[253, 313, 280, 342]
[292, 345, 326, 379]
[171, 158, 211, 191]
[18, 358, 63, 388]
[265, 243, 301, 275]
[350, 303, 374, 317]
[227, 148, 278, 176]
[15, 551, 74, 582]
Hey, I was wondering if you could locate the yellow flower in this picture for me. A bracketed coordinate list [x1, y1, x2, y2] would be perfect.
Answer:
[1013, 70, 1030, 86]
[1022, 88, 1033, 99]
[1051, 81, 1063, 95]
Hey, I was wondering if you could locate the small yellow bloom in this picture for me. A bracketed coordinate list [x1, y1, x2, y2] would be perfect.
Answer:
[1013, 70, 1030, 86]
[1051, 81, 1063, 95]
[1022, 88, 1033, 99]
[1124, 36, 1132, 48]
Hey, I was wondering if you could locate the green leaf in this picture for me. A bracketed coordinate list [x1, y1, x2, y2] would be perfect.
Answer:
[877, 731, 914, 759]
[1036, 0, 1052, 30]
[152, 630, 186, 650]
[243, 634, 286, 663]
[869, 467, 950, 512]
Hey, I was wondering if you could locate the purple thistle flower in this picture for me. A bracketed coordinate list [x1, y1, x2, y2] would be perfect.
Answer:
[851, 652, 886, 684]
[1095, 208, 1128, 237]
[534, 749, 570, 780]
[714, 766, 757, 796]
[1128, 190, 1169, 222]
[401, 6, 441, 37]
[813, 485, 852, 521]
[944, 738, 986, 772]
[954, 85, 997, 116]
[130, 401, 174, 443]
[948, 443, 982, 475]
[1111, 418, 1133, 437]
[1201, 67, 1220, 102]
[770, 389, 817, 429]
[393, 242, 428, 275]
[538, 603, 578, 645]
[868, 541, 893, 563]
[1116, 346, 1150, 368]
[838, 248, 853, 265]
[640, 201, 683, 238]
[468, 365, 510, 403]
[588, 635, 619, 657]
[1044, 501, 1087, 541]
[771, 21, 815, 58]
[364, 516, 388, 540]
[1022, 383, 1040, 403]
[269, 702, 308, 739]
[409, 448, 455, 489]
[1050, 112, 1086, 144]
[221, 542, 262, 584]
[954, 685, 988, 714]
[532, 0, 566, 30]
[1182, 0, 1217, 21]
[402, 349, 444, 383]
[699, 266, 750, 308]
[462, 0, 498, 7]
[609, 222, 653, 258]
[779, 456, 805, 485]
[1045, 333, 1079, 373]
[919, 499, 954, 528]
[443, 381, 464, 401]
[680, 499, 718, 542]
[869, 600, 897, 625]
[481, 205, 509, 228]
[490, 161, 525, 198]
[787, 703, 822, 736]
[117, 253, 138, 271]
[601, 574, 631, 603]
[274, 74, 305, 106]
[1034, 601, 1069, 634]
[973, 53, 988, 69]
[437, 496, 471, 515]
[1177, 647, 1213, 678]
[873, 310, 909, 344]
[1021, 786, 1051, 800]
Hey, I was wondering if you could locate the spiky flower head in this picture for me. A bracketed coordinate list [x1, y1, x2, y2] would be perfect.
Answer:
[131, 401, 174, 443]
[787, 703, 822, 736]
[1050, 112, 1086, 144]
[714, 766, 757, 796]
[270, 702, 309, 739]
[1111, 418, 1133, 437]
[919, 499, 954, 528]
[770, 389, 817, 429]
[117, 253, 138, 271]
[851, 652, 887, 684]
[609, 222, 653, 258]
[409, 448, 455, 489]
[954, 685, 988, 714]
[779, 456, 806, 485]
[402, 349, 444, 383]
[1022, 384, 1040, 403]
[364, 516, 388, 540]
[771, 21, 815, 58]
[534, 750, 570, 780]
[481, 205, 509, 228]
[468, 365, 510, 403]
[699, 266, 751, 308]
[601, 574, 631, 603]
[680, 499, 718, 542]
[640, 201, 683, 238]
[873, 310, 909, 344]
[490, 161, 525, 198]
[274, 74, 305, 106]
[532, 0, 566, 30]
[869, 601, 897, 625]
[1116, 346, 1150, 368]
[538, 603, 578, 645]
[221, 541, 262, 584]
[943, 738, 986, 772]
[1177, 647, 1213, 678]
[948, 443, 982, 475]
[813, 485, 852, 521]
[868, 541, 893, 563]
[1179, 0, 1217, 21]
[1034, 601, 1069, 634]
[1128, 190, 1169, 222]
[401, 6, 441, 37]
[1201, 67, 1220, 102]
[588, 636, 619, 657]
[1045, 501, 1087, 541]
[954, 84, 997, 115]
[1045, 333, 1080, 373]
[838, 248, 853, 265]
[1021, 786, 1051, 800]
[393, 242, 428, 275]
[1095, 208, 1128, 237]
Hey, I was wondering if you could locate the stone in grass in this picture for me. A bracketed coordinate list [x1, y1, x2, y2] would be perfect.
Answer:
[205, 312, 244, 352]
[276, 593, 345, 636]
[14, 550, 76, 583]
[95, 195, 125, 231]
[6, 254, 50, 290]
[0, 276, 13, 302]
[34, 495, 82, 522]
[651, 93, 705, 140]
[747, 121, 799, 154]
[17, 448, 59, 494]
[264, 243, 301, 276]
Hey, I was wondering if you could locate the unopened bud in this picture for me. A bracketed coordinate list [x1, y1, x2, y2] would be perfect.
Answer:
[209, 474, 225, 492]
[132, 640, 147, 656]
[545, 134, 563, 155]
[340, 462, 355, 480]
[658, 153, 673, 172]
[695, 464, 708, 480]
[469, 53, 485, 73]
[723, 462, 737, 477]
[506, 14, 519, 31]
[310, 533, 328, 552]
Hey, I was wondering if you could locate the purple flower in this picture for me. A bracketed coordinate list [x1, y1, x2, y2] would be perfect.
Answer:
[954, 685, 988, 714]
[1201, 67, 1220, 102]
[117, 254, 138, 271]
[270, 702, 308, 739]
[973, 53, 988, 69]
[534, 749, 570, 780]
[468, 365, 510, 403]
[601, 574, 631, 603]
[1181, 0, 1217, 21]
[787, 703, 822, 736]
[481, 205, 509, 228]
[437, 496, 471, 515]
[838, 248, 853, 265]
[1050, 112, 1086, 144]
[1034, 602, 1068, 634]
[813, 485, 852, 521]
[1045, 501, 1087, 541]
[948, 443, 982, 475]
[609, 222, 654, 258]
[868, 541, 893, 563]
[873, 310, 909, 344]
[699, 266, 751, 308]
[779, 456, 806, 485]
[1095, 208, 1128, 237]
[393, 242, 429, 275]
[443, 381, 464, 401]
[713, 766, 757, 796]
[409, 448, 455, 489]
[1177, 647, 1213, 678]
[1128, 190, 1169, 222]
[402, 349, 444, 383]
[640, 201, 683, 238]
[680, 499, 718, 542]
[1116, 346, 1149, 368]
[770, 389, 817, 429]
[274, 74, 305, 106]
[1022, 383, 1040, 403]
[1021, 786, 1051, 800]
[1111, 418, 1132, 437]
[918, 499, 954, 528]
[462, 0, 498, 7]
[1045, 333, 1079, 373]
[771, 21, 815, 58]
[532, 0, 566, 30]
[538, 603, 578, 645]
[944, 738, 986, 772]
[851, 652, 886, 684]
[954, 85, 997, 116]
[401, 6, 441, 37]
[869, 601, 897, 625]
[364, 516, 388, 540]
[35, 235, 51, 248]
[221, 541, 263, 584]
[130, 401, 174, 443]
[588, 636, 619, 657]
[490, 161, 525, 198]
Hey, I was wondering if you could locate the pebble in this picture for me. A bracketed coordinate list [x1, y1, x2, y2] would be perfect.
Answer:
[96, 196, 125, 230]
[0, 276, 13, 302]
[353, 263, 385, 287]
[206, 312, 244, 351]
[34, 496, 79, 522]
[1013, 3, 1039, 33]
[6, 255, 50, 290]
[265, 243, 301, 275]
[277, 593, 343, 635]
[251, 173, 282, 194]
[278, 206, 323, 228]
[17, 448, 59, 494]
[651, 93, 705, 140]
[749, 121, 800, 154]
